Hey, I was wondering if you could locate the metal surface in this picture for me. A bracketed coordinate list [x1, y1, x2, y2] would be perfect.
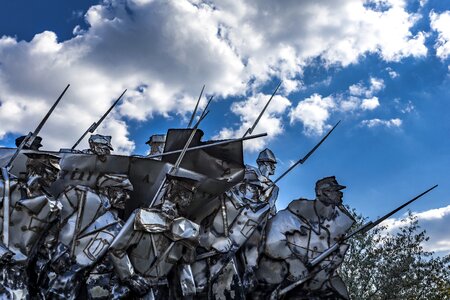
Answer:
[1, 168, 10, 247]
[0, 116, 430, 299]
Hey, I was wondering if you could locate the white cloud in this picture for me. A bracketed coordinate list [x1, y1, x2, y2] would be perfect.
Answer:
[361, 118, 402, 128]
[289, 94, 336, 136]
[361, 97, 380, 110]
[349, 77, 385, 98]
[0, 0, 428, 153]
[382, 205, 450, 253]
[430, 10, 450, 60]
[386, 67, 400, 78]
[215, 93, 291, 152]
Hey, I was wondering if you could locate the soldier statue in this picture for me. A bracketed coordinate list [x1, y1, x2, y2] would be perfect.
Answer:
[0, 152, 61, 299]
[255, 176, 355, 299]
[109, 175, 200, 299]
[38, 174, 133, 299]
[192, 148, 279, 299]
[83, 134, 114, 161]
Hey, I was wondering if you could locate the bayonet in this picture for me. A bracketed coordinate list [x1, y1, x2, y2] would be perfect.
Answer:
[263, 121, 340, 191]
[242, 81, 282, 138]
[187, 85, 205, 128]
[6, 84, 70, 169]
[71, 89, 127, 150]
[198, 95, 213, 122]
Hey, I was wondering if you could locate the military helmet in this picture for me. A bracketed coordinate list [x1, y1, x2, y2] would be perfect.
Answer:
[15, 135, 43, 150]
[256, 148, 277, 164]
[315, 176, 346, 192]
[97, 174, 133, 191]
[89, 134, 114, 150]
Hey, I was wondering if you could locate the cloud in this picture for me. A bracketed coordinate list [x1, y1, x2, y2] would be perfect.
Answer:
[430, 10, 450, 60]
[386, 67, 400, 78]
[215, 93, 291, 152]
[361, 97, 380, 110]
[382, 205, 450, 253]
[361, 118, 402, 128]
[0, 0, 428, 153]
[289, 94, 336, 136]
[349, 77, 385, 98]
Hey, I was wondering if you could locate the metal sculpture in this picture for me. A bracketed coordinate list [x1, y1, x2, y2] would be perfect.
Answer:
[0, 86, 438, 299]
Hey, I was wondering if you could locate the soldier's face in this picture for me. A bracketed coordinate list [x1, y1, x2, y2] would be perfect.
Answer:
[321, 188, 344, 205]
[259, 162, 276, 176]
[91, 143, 111, 156]
[109, 188, 130, 209]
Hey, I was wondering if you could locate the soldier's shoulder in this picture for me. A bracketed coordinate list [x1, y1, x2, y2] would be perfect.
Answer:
[287, 198, 315, 216]
[244, 165, 259, 180]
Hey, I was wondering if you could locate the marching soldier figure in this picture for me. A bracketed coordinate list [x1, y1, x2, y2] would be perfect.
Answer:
[109, 175, 201, 299]
[0, 153, 61, 299]
[256, 176, 355, 299]
[39, 174, 133, 299]
[192, 148, 279, 299]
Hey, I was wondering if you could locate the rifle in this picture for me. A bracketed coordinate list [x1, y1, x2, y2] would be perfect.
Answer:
[276, 184, 438, 297]
[197, 95, 214, 124]
[71, 89, 127, 150]
[242, 82, 282, 138]
[187, 85, 205, 128]
[6, 84, 70, 169]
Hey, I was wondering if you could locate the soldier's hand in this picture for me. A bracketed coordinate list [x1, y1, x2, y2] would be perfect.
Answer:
[125, 274, 151, 296]
[211, 237, 233, 253]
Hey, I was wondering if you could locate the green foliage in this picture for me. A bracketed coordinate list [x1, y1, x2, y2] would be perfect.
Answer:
[339, 211, 450, 300]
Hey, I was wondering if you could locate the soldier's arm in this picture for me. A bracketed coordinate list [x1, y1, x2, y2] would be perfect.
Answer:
[109, 211, 141, 281]
[212, 206, 270, 253]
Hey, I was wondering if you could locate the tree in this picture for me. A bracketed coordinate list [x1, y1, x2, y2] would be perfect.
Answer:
[339, 211, 450, 300]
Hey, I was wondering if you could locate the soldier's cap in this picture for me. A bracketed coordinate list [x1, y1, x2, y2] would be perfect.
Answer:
[15, 136, 43, 149]
[89, 134, 114, 150]
[257, 148, 277, 164]
[145, 134, 166, 145]
[316, 176, 346, 191]
[166, 174, 200, 192]
[97, 174, 133, 191]
[23, 152, 61, 171]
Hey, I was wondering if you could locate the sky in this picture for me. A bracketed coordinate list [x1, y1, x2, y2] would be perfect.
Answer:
[0, 0, 449, 255]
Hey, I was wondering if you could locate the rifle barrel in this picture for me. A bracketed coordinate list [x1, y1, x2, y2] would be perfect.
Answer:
[188, 85, 205, 128]
[243, 81, 282, 138]
[272, 120, 340, 185]
[30, 84, 70, 142]
[70, 89, 126, 150]
[94, 89, 127, 131]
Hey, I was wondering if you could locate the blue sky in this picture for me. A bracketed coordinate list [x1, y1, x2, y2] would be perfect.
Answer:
[0, 0, 449, 254]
